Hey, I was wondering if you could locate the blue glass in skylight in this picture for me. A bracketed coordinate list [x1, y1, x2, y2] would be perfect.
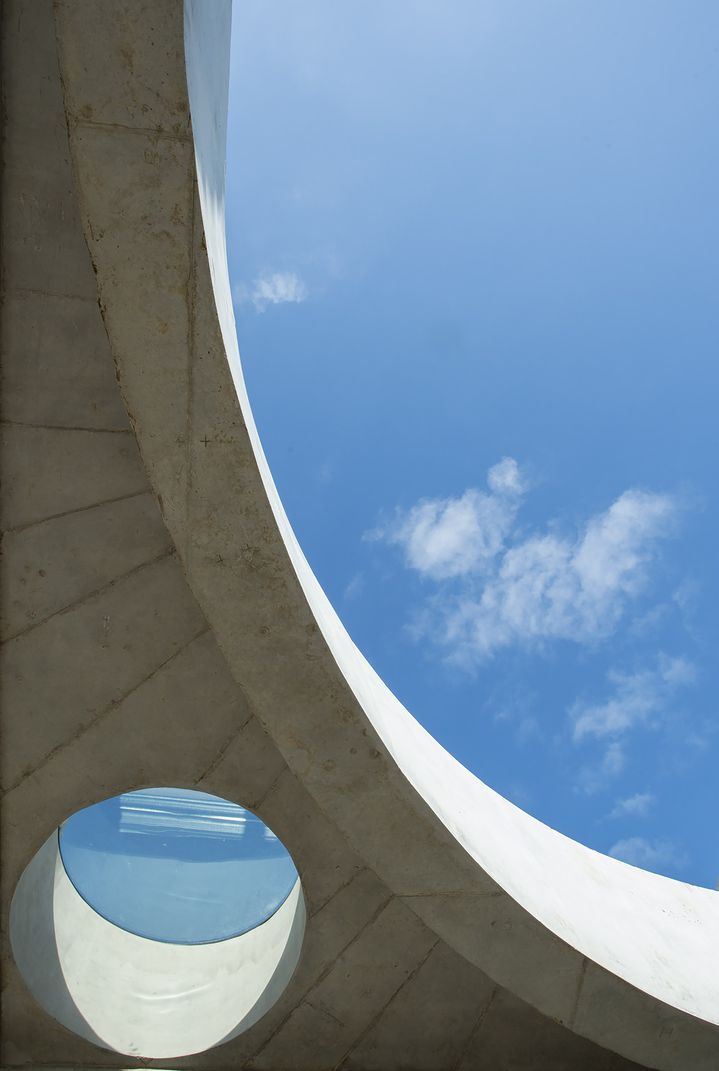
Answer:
[58, 788, 298, 944]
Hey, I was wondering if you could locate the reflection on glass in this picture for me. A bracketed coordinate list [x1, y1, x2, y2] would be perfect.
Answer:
[59, 788, 297, 944]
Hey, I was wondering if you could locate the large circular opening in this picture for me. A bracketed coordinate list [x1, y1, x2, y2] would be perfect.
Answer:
[58, 787, 298, 944]
[10, 788, 305, 1059]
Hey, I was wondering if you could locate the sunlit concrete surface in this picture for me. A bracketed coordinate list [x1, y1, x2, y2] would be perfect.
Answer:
[10, 834, 305, 1058]
[1, 1, 718, 1068]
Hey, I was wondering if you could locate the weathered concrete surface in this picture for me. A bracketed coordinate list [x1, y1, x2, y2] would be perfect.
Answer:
[0, 1, 717, 1068]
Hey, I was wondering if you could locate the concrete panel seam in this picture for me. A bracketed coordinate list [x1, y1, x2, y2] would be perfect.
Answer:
[1, 623, 211, 797]
[245, 888, 395, 1066]
[253, 764, 293, 816]
[68, 117, 191, 145]
[450, 985, 499, 1071]
[333, 937, 441, 1071]
[2, 286, 96, 304]
[1, 545, 174, 644]
[569, 956, 589, 1031]
[2, 488, 150, 536]
[1, 421, 133, 436]
[305, 999, 344, 1030]
[300, 888, 393, 994]
[308, 864, 377, 922]
[192, 719, 254, 787]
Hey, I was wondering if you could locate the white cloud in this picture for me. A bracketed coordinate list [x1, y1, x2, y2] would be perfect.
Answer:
[365, 458, 524, 582]
[609, 792, 655, 819]
[457, 490, 676, 661]
[369, 458, 679, 664]
[235, 270, 307, 312]
[487, 456, 525, 496]
[608, 836, 686, 872]
[571, 655, 695, 742]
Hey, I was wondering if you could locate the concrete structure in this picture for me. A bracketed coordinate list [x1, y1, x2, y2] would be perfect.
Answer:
[1, 1, 718, 1067]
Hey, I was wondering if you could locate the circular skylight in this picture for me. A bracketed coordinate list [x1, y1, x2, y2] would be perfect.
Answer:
[58, 787, 298, 944]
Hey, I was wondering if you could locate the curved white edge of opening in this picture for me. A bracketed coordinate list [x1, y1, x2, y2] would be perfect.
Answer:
[184, 0, 719, 1034]
[9, 832, 306, 1059]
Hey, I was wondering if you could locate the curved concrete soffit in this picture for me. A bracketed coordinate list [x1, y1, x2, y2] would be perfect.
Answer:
[9, 832, 306, 1059]
[54, 2, 719, 1069]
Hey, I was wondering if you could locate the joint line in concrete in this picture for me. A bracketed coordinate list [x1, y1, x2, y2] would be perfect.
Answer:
[3, 488, 151, 536]
[1, 624, 211, 797]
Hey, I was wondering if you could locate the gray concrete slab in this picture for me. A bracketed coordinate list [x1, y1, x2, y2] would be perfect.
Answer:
[249, 899, 436, 1071]
[1, 492, 171, 641]
[1, 553, 207, 788]
[461, 986, 644, 1071]
[1, 426, 149, 530]
[341, 939, 496, 1071]
[1, 290, 130, 431]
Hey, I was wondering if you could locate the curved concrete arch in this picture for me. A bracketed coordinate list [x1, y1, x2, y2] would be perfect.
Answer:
[2, 1, 717, 1068]
[188, 4, 719, 1064]
[180, 10, 719, 1058]
[181, 4, 719, 1045]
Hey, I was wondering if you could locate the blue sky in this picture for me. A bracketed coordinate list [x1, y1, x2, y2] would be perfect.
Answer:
[60, 790, 296, 943]
[226, 2, 718, 888]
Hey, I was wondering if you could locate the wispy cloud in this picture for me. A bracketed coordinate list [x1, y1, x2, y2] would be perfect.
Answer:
[235, 270, 308, 312]
[608, 836, 687, 873]
[571, 656, 696, 742]
[575, 741, 626, 796]
[609, 792, 655, 819]
[569, 655, 695, 795]
[343, 573, 365, 601]
[367, 457, 680, 664]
